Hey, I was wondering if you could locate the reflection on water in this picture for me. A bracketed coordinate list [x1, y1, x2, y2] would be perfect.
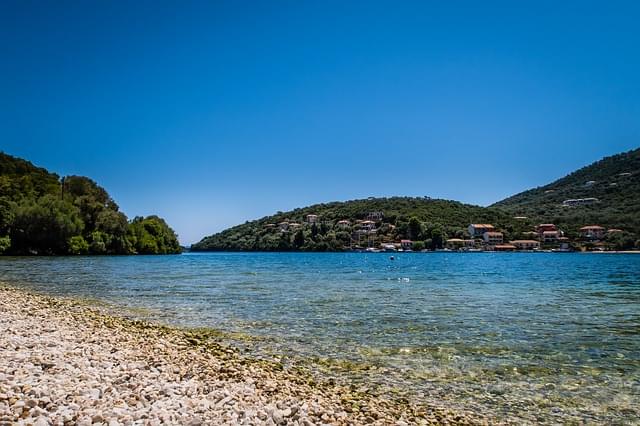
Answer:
[1, 252, 639, 423]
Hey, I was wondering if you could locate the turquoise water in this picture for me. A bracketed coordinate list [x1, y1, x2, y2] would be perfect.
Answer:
[1, 252, 639, 423]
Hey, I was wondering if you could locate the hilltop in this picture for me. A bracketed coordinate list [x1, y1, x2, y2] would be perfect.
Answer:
[492, 148, 640, 237]
[193, 148, 640, 252]
[0, 152, 180, 255]
[191, 197, 527, 252]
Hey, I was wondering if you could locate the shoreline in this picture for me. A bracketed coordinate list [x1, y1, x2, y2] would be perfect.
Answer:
[0, 285, 483, 426]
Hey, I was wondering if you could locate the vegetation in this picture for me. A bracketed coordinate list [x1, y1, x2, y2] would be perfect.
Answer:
[0, 152, 180, 255]
[492, 148, 640, 239]
[194, 147, 640, 252]
[191, 197, 528, 252]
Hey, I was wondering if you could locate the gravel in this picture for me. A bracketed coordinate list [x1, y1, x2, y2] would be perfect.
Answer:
[0, 285, 484, 425]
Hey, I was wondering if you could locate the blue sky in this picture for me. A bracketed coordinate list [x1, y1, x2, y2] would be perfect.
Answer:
[1, 1, 639, 244]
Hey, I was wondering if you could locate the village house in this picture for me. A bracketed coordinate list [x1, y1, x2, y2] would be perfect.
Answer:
[607, 228, 623, 234]
[264, 223, 276, 229]
[536, 224, 557, 234]
[510, 240, 540, 250]
[368, 211, 384, 221]
[306, 214, 318, 223]
[445, 238, 465, 249]
[483, 232, 504, 245]
[289, 222, 302, 229]
[360, 220, 376, 231]
[278, 222, 289, 231]
[580, 225, 606, 240]
[542, 230, 561, 243]
[468, 224, 495, 238]
[337, 220, 351, 229]
[400, 240, 413, 250]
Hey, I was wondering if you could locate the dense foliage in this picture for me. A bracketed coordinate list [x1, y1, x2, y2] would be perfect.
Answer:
[191, 197, 529, 252]
[0, 152, 181, 255]
[194, 148, 640, 252]
[492, 148, 640, 239]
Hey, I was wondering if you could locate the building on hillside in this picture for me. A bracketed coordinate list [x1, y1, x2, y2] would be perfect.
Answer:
[494, 244, 516, 252]
[510, 240, 540, 250]
[289, 222, 302, 229]
[278, 222, 289, 231]
[337, 220, 351, 229]
[264, 223, 276, 229]
[368, 211, 384, 221]
[580, 225, 606, 240]
[562, 198, 599, 206]
[468, 224, 495, 238]
[483, 232, 504, 245]
[400, 240, 413, 250]
[607, 228, 623, 234]
[306, 214, 318, 223]
[536, 224, 557, 234]
[542, 230, 561, 243]
[360, 220, 376, 231]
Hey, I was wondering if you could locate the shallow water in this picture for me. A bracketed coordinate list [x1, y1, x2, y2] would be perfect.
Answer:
[1, 252, 639, 423]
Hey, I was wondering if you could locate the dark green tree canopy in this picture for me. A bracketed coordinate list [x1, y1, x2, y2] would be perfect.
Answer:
[0, 152, 181, 255]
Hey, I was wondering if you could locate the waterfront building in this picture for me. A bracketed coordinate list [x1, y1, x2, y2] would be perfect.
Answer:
[580, 225, 606, 240]
[510, 240, 541, 250]
[483, 232, 504, 244]
[468, 224, 495, 238]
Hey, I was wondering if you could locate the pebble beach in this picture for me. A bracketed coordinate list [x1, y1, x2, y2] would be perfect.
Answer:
[0, 285, 480, 426]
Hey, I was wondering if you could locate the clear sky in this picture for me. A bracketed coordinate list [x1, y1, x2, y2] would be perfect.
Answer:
[1, 1, 639, 244]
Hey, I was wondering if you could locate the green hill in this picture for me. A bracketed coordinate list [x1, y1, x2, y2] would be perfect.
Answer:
[0, 152, 181, 255]
[192, 197, 526, 252]
[492, 148, 640, 237]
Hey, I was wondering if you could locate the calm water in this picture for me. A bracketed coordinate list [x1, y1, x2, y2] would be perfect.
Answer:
[1, 252, 639, 423]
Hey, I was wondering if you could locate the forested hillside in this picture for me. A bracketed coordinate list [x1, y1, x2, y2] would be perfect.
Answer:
[0, 152, 180, 255]
[191, 197, 526, 251]
[492, 148, 640, 237]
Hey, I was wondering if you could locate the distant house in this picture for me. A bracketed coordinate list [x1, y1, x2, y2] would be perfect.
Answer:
[584, 180, 596, 186]
[510, 240, 540, 250]
[513, 216, 528, 220]
[483, 232, 504, 245]
[536, 224, 557, 234]
[445, 238, 465, 249]
[580, 225, 606, 240]
[360, 220, 376, 230]
[264, 223, 276, 229]
[562, 198, 598, 206]
[306, 214, 319, 223]
[468, 224, 495, 238]
[542, 231, 561, 243]
[400, 240, 413, 250]
[494, 244, 516, 252]
[607, 228, 623, 234]
[368, 211, 384, 221]
[278, 222, 289, 231]
[289, 222, 302, 229]
[337, 219, 351, 229]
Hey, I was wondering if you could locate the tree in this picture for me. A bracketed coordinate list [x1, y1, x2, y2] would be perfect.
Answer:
[68, 235, 89, 255]
[0, 236, 10, 254]
[10, 195, 84, 254]
[293, 230, 305, 249]
[408, 217, 422, 240]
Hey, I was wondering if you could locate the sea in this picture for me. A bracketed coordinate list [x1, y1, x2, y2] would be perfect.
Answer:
[1, 252, 638, 423]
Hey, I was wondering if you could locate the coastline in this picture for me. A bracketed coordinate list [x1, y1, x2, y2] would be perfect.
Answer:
[0, 285, 482, 426]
